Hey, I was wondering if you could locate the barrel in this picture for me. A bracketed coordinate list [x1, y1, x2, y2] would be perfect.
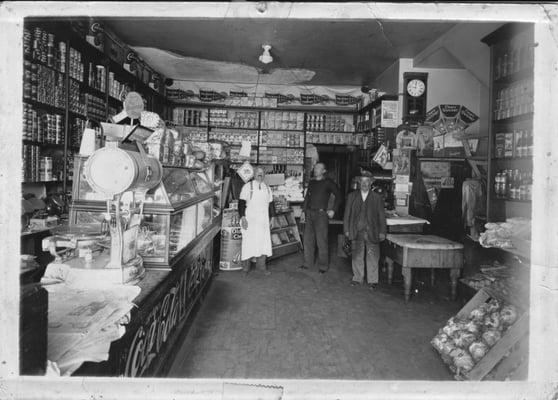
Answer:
[219, 227, 243, 271]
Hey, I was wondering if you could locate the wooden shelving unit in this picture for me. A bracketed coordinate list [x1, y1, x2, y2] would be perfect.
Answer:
[22, 19, 170, 199]
[482, 22, 534, 225]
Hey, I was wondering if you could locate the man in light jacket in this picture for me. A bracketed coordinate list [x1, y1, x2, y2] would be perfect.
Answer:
[343, 171, 387, 289]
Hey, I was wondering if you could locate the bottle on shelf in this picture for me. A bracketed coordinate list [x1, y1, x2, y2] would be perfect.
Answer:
[495, 54, 502, 80]
[515, 130, 524, 157]
[502, 52, 509, 77]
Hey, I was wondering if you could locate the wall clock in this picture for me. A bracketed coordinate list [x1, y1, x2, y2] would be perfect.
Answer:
[403, 72, 428, 125]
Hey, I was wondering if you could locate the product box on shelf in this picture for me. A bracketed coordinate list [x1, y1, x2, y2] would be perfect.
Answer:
[495, 133, 506, 158]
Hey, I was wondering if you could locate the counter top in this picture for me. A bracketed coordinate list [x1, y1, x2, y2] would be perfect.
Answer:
[386, 215, 429, 226]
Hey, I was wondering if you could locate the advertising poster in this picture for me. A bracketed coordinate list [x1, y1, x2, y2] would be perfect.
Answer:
[420, 161, 451, 188]
[380, 100, 399, 128]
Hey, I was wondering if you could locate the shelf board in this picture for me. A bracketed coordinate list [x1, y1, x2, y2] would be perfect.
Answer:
[23, 54, 65, 75]
[271, 241, 300, 250]
[492, 156, 533, 162]
[271, 225, 297, 233]
[80, 82, 107, 98]
[491, 196, 531, 204]
[453, 132, 490, 140]
[22, 180, 70, 185]
[259, 146, 305, 149]
[493, 68, 533, 86]
[493, 113, 533, 125]
[22, 140, 64, 148]
[258, 162, 304, 166]
[23, 98, 65, 114]
[261, 128, 304, 132]
[306, 130, 354, 134]
[500, 245, 530, 260]
[210, 125, 259, 131]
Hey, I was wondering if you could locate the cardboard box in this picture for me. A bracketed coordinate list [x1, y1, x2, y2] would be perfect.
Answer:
[504, 133, 514, 157]
[495, 133, 506, 158]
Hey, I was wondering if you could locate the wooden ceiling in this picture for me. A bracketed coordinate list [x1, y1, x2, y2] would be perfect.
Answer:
[101, 17, 456, 86]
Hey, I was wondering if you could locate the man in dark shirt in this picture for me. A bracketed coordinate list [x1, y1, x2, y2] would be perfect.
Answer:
[299, 163, 341, 273]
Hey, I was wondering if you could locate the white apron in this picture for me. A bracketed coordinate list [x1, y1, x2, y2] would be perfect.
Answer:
[240, 180, 273, 260]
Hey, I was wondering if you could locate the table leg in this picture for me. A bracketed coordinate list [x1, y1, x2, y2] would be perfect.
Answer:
[386, 257, 394, 285]
[449, 268, 461, 301]
[402, 267, 412, 302]
[430, 269, 435, 287]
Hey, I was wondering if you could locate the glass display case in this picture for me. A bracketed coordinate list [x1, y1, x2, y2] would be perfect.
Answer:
[70, 156, 224, 269]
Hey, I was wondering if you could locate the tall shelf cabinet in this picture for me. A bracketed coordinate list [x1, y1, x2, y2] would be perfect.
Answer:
[22, 19, 170, 203]
[482, 23, 534, 232]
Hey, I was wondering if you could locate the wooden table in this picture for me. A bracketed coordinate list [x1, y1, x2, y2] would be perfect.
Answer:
[384, 234, 463, 302]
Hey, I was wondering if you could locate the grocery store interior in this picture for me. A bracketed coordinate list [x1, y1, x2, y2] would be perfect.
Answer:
[14, 6, 555, 386]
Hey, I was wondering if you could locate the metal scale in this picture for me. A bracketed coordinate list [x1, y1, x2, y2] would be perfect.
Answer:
[42, 93, 162, 286]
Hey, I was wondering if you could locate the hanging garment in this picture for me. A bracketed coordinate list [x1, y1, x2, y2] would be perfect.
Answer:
[462, 179, 483, 227]
[239, 180, 273, 260]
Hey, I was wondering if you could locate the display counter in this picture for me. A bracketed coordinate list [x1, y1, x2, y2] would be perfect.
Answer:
[41, 157, 227, 376]
[70, 156, 224, 270]
[61, 216, 221, 377]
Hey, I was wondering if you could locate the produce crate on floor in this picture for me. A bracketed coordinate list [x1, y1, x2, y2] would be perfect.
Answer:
[431, 286, 528, 380]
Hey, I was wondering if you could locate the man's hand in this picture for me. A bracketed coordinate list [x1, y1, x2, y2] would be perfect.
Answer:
[379, 233, 386, 242]
[240, 217, 248, 230]
[344, 231, 350, 238]
[300, 211, 305, 223]
[326, 210, 334, 219]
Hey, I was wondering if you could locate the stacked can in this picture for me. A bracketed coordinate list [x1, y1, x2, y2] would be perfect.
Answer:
[69, 47, 84, 82]
[58, 41, 66, 73]
[23, 28, 32, 56]
[41, 30, 48, 64]
[46, 34, 55, 68]
[66, 150, 74, 181]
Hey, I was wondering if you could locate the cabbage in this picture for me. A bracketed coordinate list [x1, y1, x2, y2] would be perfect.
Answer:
[482, 329, 502, 347]
[486, 298, 501, 313]
[452, 331, 477, 348]
[469, 341, 489, 362]
[464, 320, 481, 335]
[470, 304, 488, 321]
[500, 305, 518, 326]
[453, 351, 475, 373]
[483, 312, 501, 330]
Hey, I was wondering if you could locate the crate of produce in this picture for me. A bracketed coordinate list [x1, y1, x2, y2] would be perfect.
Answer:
[431, 287, 528, 380]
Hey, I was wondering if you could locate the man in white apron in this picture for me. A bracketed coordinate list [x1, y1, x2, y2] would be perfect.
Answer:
[238, 167, 273, 275]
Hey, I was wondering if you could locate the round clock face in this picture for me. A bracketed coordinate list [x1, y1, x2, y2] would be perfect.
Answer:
[407, 79, 426, 97]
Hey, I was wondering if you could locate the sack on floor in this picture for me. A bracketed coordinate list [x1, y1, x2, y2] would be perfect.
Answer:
[338, 234, 351, 257]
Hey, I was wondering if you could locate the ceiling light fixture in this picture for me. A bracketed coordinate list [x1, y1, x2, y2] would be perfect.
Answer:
[259, 45, 273, 64]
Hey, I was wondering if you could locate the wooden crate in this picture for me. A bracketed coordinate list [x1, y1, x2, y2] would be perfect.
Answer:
[451, 287, 529, 381]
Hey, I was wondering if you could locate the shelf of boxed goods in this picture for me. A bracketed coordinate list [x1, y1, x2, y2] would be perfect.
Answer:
[492, 113, 533, 126]
[23, 98, 66, 116]
[493, 68, 533, 86]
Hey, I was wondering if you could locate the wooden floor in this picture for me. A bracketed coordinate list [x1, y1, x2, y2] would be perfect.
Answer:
[167, 239, 460, 380]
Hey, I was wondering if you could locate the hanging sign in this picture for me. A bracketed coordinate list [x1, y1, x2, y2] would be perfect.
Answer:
[229, 91, 247, 98]
[335, 94, 359, 106]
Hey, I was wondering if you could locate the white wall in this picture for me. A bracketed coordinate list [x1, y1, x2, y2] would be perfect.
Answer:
[373, 60, 400, 96]
[398, 58, 483, 134]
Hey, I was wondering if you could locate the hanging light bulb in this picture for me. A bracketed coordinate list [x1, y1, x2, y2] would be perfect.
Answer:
[259, 45, 273, 64]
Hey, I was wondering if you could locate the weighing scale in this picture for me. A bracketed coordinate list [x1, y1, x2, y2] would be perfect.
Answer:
[42, 92, 162, 286]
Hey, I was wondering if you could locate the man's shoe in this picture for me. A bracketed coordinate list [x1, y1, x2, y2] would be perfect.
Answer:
[318, 269, 326, 274]
[263, 270, 272, 276]
[350, 280, 360, 286]
[298, 265, 308, 270]
[368, 283, 378, 290]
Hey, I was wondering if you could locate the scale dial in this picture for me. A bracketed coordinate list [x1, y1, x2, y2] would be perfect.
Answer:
[406, 79, 426, 97]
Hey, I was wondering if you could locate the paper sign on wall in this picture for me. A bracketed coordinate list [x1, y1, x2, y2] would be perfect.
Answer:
[381, 100, 399, 128]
